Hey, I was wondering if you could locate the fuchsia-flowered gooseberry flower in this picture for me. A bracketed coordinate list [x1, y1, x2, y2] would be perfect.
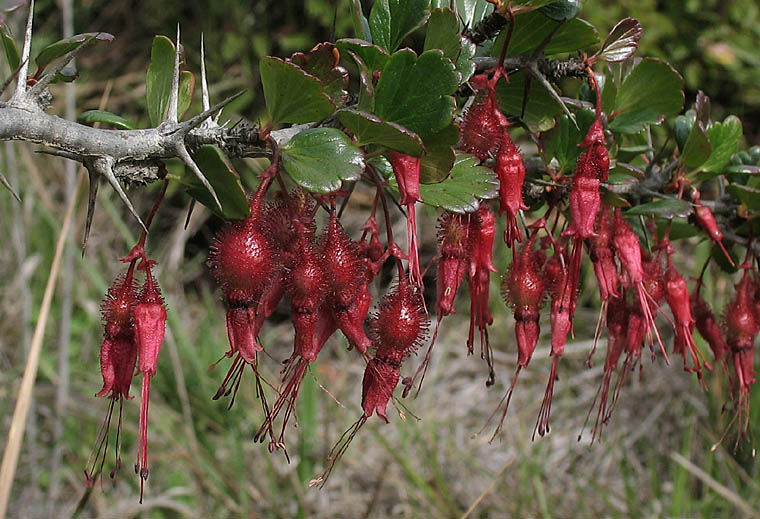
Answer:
[611, 209, 667, 362]
[690, 189, 735, 266]
[467, 204, 498, 385]
[495, 137, 528, 247]
[85, 270, 139, 488]
[583, 292, 629, 443]
[664, 261, 711, 384]
[311, 277, 429, 488]
[723, 265, 759, 438]
[133, 259, 167, 503]
[535, 244, 571, 438]
[459, 74, 509, 162]
[435, 211, 471, 317]
[492, 232, 546, 439]
[691, 282, 729, 364]
[387, 151, 424, 288]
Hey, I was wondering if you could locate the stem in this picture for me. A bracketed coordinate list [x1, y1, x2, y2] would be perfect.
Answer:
[367, 164, 404, 277]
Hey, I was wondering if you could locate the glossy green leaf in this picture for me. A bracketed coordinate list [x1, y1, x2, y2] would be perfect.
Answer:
[35, 32, 113, 70]
[609, 58, 684, 134]
[350, 0, 372, 41]
[260, 56, 335, 125]
[700, 115, 743, 174]
[184, 146, 250, 220]
[1, 25, 19, 71]
[77, 110, 137, 130]
[281, 128, 365, 194]
[724, 164, 760, 175]
[390, 153, 498, 212]
[456, 36, 476, 83]
[178, 70, 194, 121]
[419, 153, 498, 212]
[727, 184, 760, 210]
[597, 17, 641, 63]
[419, 123, 459, 183]
[424, 9, 460, 59]
[542, 109, 595, 174]
[369, 0, 430, 52]
[336, 39, 390, 71]
[454, 0, 493, 28]
[494, 71, 563, 132]
[374, 48, 458, 139]
[290, 42, 350, 108]
[673, 114, 693, 150]
[539, 0, 580, 21]
[624, 198, 692, 218]
[601, 188, 632, 209]
[338, 109, 424, 156]
[146, 35, 175, 127]
[344, 51, 375, 111]
[656, 220, 700, 241]
[681, 121, 712, 170]
[494, 10, 598, 57]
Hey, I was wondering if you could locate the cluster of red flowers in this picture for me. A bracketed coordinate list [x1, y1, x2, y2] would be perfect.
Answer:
[88, 67, 757, 499]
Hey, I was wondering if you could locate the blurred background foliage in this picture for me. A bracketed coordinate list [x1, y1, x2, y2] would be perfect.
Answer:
[0, 1, 759, 518]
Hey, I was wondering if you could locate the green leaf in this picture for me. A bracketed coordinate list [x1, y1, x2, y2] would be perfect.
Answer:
[290, 42, 350, 108]
[344, 51, 375, 111]
[681, 122, 712, 170]
[35, 32, 113, 70]
[609, 58, 684, 134]
[1, 25, 19, 71]
[700, 115, 743, 174]
[539, 0, 580, 21]
[495, 10, 598, 57]
[454, 0, 494, 28]
[389, 153, 498, 212]
[369, 0, 430, 52]
[419, 123, 459, 183]
[178, 70, 194, 121]
[281, 128, 365, 194]
[423, 9, 475, 82]
[374, 48, 458, 139]
[542, 109, 596, 173]
[424, 9, 459, 59]
[336, 39, 390, 71]
[624, 198, 692, 218]
[184, 146, 250, 220]
[145, 35, 175, 127]
[494, 71, 563, 132]
[419, 153, 498, 212]
[727, 184, 760, 210]
[456, 37, 476, 84]
[673, 114, 694, 150]
[350, 0, 372, 41]
[724, 164, 760, 175]
[77, 110, 137, 130]
[260, 56, 335, 125]
[597, 17, 641, 63]
[601, 188, 631, 209]
[656, 220, 700, 241]
[337, 109, 424, 156]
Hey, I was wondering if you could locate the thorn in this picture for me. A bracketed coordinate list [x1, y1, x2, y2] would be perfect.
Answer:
[89, 157, 147, 232]
[11, 0, 34, 101]
[82, 169, 100, 254]
[179, 90, 245, 133]
[184, 198, 196, 230]
[175, 143, 222, 210]
[165, 25, 181, 124]
[200, 33, 210, 112]
[0, 169, 20, 202]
